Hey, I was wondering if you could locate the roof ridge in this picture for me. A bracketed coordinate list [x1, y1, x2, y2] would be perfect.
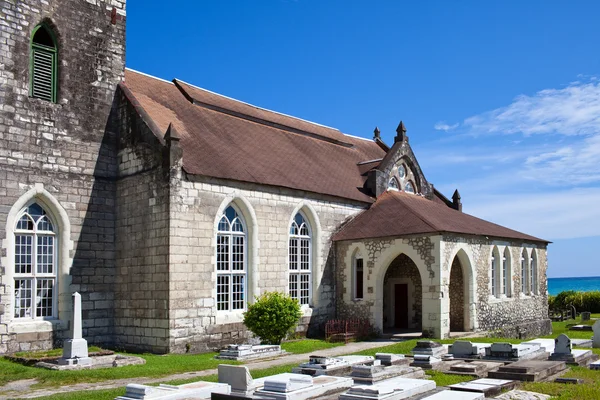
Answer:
[173, 80, 356, 149]
[173, 78, 340, 131]
[125, 68, 174, 85]
[390, 191, 440, 232]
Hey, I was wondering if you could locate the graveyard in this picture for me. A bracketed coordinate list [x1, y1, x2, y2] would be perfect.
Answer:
[0, 315, 599, 400]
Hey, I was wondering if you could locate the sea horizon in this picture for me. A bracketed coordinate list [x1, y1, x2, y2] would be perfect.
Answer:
[547, 276, 600, 295]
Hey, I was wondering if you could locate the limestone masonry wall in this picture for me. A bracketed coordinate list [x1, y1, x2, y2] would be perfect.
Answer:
[0, 0, 125, 353]
[166, 175, 366, 353]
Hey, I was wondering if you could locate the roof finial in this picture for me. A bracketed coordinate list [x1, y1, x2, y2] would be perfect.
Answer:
[395, 120, 407, 143]
[373, 126, 381, 140]
[452, 189, 462, 212]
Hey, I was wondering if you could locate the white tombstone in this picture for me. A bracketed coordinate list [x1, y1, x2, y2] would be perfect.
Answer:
[218, 364, 258, 395]
[59, 292, 92, 366]
[554, 334, 572, 355]
[593, 320, 600, 349]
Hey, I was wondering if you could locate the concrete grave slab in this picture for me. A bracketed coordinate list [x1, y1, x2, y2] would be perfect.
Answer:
[116, 381, 230, 400]
[411, 341, 447, 358]
[448, 378, 516, 396]
[419, 390, 484, 400]
[448, 341, 489, 358]
[589, 360, 600, 370]
[522, 338, 555, 354]
[218, 365, 260, 396]
[340, 377, 436, 400]
[569, 325, 593, 331]
[484, 342, 546, 361]
[217, 344, 285, 361]
[375, 353, 408, 366]
[351, 361, 425, 384]
[409, 354, 441, 369]
[572, 338, 593, 348]
[488, 360, 567, 382]
[443, 360, 503, 377]
[494, 390, 551, 400]
[254, 373, 353, 400]
[292, 354, 373, 376]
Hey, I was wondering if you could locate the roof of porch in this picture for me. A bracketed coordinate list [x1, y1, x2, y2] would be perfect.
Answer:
[332, 190, 548, 243]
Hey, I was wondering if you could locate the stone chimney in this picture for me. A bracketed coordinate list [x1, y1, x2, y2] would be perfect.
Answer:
[452, 189, 462, 212]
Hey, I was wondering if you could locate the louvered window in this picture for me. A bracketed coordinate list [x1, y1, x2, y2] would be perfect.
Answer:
[30, 25, 57, 103]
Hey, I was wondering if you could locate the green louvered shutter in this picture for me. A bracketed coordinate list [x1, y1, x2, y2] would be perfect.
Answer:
[31, 45, 56, 102]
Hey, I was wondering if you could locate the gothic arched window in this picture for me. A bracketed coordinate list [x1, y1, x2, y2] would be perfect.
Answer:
[13, 203, 57, 319]
[30, 23, 58, 103]
[289, 212, 311, 305]
[216, 205, 247, 311]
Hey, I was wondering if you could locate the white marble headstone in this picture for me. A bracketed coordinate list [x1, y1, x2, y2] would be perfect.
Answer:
[218, 364, 255, 392]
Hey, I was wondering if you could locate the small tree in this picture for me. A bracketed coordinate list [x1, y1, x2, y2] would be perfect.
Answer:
[243, 291, 302, 345]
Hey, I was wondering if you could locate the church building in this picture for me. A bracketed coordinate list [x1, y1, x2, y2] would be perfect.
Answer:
[0, 0, 550, 354]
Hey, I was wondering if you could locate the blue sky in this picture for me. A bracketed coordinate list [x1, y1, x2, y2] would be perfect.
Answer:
[126, 1, 600, 278]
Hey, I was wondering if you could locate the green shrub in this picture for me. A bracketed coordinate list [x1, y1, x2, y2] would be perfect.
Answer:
[243, 291, 302, 345]
[550, 290, 600, 313]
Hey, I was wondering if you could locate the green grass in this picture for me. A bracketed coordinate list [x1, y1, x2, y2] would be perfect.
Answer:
[280, 339, 344, 354]
[0, 351, 239, 388]
[542, 315, 599, 339]
[12, 346, 105, 360]
[425, 370, 473, 386]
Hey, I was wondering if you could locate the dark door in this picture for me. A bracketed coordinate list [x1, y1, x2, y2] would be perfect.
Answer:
[394, 284, 408, 329]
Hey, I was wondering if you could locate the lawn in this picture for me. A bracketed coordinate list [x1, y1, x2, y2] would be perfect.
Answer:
[3, 318, 599, 400]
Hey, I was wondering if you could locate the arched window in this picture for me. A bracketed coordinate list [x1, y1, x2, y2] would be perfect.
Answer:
[13, 203, 57, 319]
[521, 249, 528, 295]
[353, 251, 364, 300]
[30, 23, 58, 103]
[289, 212, 311, 305]
[216, 205, 247, 311]
[503, 247, 511, 297]
[491, 246, 501, 298]
[530, 250, 538, 295]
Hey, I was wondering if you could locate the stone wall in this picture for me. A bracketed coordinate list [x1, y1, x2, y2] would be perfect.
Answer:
[0, 0, 125, 353]
[449, 257, 464, 331]
[166, 175, 367, 353]
[442, 234, 550, 338]
[113, 95, 171, 353]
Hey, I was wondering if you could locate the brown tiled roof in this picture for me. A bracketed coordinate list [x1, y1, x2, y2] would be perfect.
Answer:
[333, 190, 548, 243]
[122, 69, 385, 203]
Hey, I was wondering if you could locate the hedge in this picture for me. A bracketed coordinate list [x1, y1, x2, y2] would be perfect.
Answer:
[548, 290, 600, 313]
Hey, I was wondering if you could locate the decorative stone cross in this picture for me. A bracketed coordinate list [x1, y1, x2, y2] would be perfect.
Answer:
[593, 320, 600, 349]
[58, 292, 92, 366]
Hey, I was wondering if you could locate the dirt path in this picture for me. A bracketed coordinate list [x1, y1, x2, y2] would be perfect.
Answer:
[1, 339, 400, 399]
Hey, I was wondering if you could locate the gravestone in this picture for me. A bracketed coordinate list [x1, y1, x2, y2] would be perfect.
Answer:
[420, 392, 484, 400]
[569, 325, 592, 331]
[449, 341, 490, 358]
[217, 344, 285, 361]
[589, 360, 600, 370]
[522, 338, 556, 354]
[443, 360, 503, 377]
[116, 381, 230, 400]
[351, 360, 425, 384]
[484, 342, 544, 361]
[593, 320, 600, 348]
[292, 355, 373, 376]
[58, 292, 92, 366]
[549, 334, 596, 366]
[411, 341, 447, 358]
[581, 312, 591, 321]
[340, 377, 436, 400]
[448, 378, 516, 397]
[253, 373, 353, 400]
[409, 354, 441, 369]
[375, 353, 408, 366]
[218, 365, 260, 396]
[488, 360, 567, 382]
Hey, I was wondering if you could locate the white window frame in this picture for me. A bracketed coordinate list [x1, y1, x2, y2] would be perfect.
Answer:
[503, 248, 511, 297]
[216, 205, 247, 312]
[288, 212, 312, 306]
[491, 252, 497, 297]
[12, 203, 58, 320]
[521, 250, 528, 295]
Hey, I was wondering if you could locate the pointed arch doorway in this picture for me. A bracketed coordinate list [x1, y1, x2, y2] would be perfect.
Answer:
[382, 253, 422, 332]
[449, 249, 474, 333]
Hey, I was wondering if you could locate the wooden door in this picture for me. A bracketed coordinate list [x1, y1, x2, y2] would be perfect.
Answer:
[394, 284, 408, 329]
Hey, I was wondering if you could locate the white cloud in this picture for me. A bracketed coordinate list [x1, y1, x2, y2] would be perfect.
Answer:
[463, 79, 600, 136]
[434, 121, 459, 131]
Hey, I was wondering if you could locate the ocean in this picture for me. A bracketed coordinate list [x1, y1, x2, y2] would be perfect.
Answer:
[547, 276, 600, 295]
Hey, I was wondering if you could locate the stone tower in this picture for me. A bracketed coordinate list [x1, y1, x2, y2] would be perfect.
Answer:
[0, 0, 126, 353]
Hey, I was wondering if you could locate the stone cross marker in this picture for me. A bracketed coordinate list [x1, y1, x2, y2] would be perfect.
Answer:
[554, 334, 572, 355]
[59, 292, 92, 366]
[593, 320, 600, 349]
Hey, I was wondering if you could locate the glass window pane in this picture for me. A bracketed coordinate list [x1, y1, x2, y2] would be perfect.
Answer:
[289, 274, 298, 300]
[15, 235, 33, 274]
[300, 274, 310, 305]
[232, 236, 244, 271]
[232, 275, 245, 310]
[289, 238, 298, 270]
[37, 236, 54, 274]
[36, 278, 54, 317]
[14, 279, 33, 318]
[217, 275, 230, 311]
[37, 216, 54, 232]
[300, 239, 310, 270]
[17, 215, 34, 230]
[217, 235, 229, 271]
